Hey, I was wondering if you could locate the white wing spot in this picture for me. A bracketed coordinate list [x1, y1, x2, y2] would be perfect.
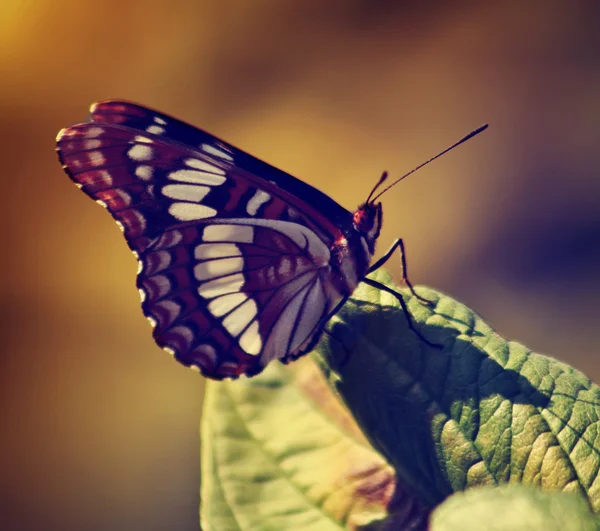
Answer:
[135, 165, 153, 180]
[169, 169, 226, 186]
[96, 199, 107, 208]
[115, 221, 125, 232]
[146, 125, 165, 135]
[194, 256, 244, 280]
[240, 321, 262, 356]
[114, 188, 132, 206]
[202, 143, 233, 161]
[130, 209, 147, 232]
[195, 243, 241, 260]
[86, 127, 104, 138]
[208, 292, 247, 317]
[203, 225, 253, 244]
[213, 218, 330, 267]
[198, 273, 245, 298]
[138, 288, 146, 302]
[162, 184, 210, 202]
[169, 203, 217, 220]
[154, 116, 167, 125]
[134, 136, 152, 144]
[184, 159, 225, 174]
[246, 190, 271, 215]
[94, 170, 113, 186]
[222, 299, 257, 337]
[84, 139, 101, 149]
[147, 316, 157, 328]
[88, 151, 106, 166]
[278, 257, 292, 276]
[128, 144, 153, 161]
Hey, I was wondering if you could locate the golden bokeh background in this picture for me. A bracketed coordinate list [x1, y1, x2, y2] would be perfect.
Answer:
[2, 1, 599, 529]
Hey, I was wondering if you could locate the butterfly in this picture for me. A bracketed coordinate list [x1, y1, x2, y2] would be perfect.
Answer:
[56, 101, 486, 379]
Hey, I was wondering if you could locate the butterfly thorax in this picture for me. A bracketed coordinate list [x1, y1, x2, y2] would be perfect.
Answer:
[328, 201, 382, 297]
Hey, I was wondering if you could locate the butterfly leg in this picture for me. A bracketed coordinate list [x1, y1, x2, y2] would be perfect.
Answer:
[367, 238, 434, 305]
[362, 277, 442, 349]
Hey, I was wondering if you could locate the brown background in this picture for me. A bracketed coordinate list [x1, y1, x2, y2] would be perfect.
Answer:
[2, 1, 599, 530]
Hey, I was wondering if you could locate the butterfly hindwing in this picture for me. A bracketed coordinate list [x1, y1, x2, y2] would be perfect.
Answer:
[135, 219, 335, 378]
[57, 105, 350, 379]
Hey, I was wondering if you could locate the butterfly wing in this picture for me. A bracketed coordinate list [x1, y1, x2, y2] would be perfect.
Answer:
[57, 102, 354, 379]
[89, 100, 353, 231]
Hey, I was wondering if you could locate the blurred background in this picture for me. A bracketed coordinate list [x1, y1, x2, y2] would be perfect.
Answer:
[2, 0, 599, 529]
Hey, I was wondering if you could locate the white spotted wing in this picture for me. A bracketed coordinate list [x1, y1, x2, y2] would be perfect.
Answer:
[56, 101, 355, 379]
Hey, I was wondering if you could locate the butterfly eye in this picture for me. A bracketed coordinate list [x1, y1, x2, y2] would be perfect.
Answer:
[352, 205, 375, 234]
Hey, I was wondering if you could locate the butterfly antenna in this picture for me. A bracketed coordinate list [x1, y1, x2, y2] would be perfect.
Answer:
[370, 124, 488, 203]
[366, 170, 389, 204]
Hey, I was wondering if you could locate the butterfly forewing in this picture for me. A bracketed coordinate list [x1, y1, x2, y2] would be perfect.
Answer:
[57, 102, 353, 379]
[89, 101, 353, 232]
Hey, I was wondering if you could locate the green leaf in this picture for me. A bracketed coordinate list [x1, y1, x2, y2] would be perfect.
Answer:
[201, 269, 600, 528]
[201, 357, 428, 530]
[430, 484, 599, 531]
[315, 270, 600, 511]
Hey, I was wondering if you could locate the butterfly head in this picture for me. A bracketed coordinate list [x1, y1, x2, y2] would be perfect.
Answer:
[353, 201, 383, 254]
[352, 124, 490, 256]
[352, 170, 389, 254]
